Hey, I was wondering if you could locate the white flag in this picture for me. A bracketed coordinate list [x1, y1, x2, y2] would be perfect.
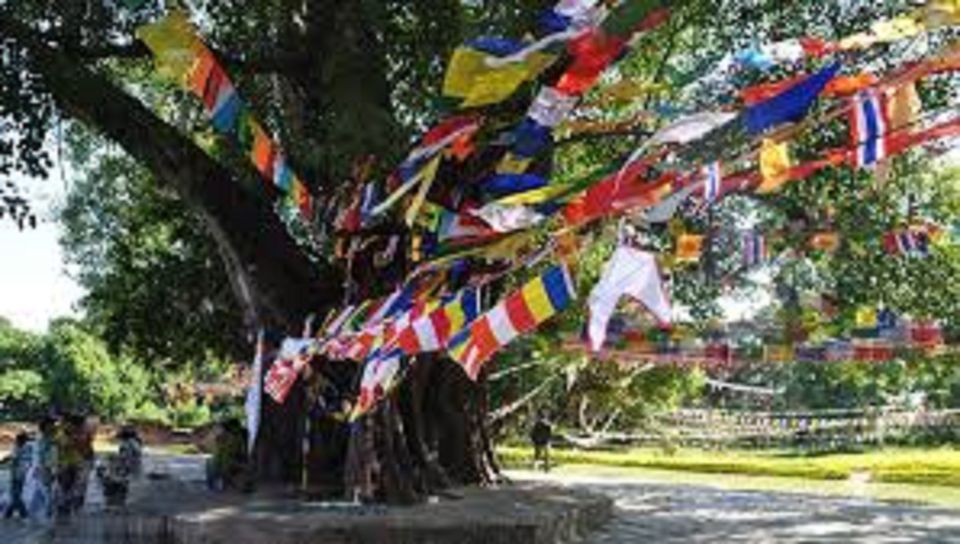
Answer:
[245, 330, 265, 455]
[587, 247, 671, 352]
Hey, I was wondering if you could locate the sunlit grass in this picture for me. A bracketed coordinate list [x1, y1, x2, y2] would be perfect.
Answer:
[498, 445, 960, 487]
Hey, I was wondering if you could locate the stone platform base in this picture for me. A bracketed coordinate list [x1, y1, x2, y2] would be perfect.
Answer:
[47, 478, 611, 544]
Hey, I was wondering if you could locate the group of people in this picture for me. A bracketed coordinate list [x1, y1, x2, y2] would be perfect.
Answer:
[2, 415, 143, 522]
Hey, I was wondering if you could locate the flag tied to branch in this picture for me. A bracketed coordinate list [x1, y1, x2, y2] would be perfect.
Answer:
[448, 263, 576, 380]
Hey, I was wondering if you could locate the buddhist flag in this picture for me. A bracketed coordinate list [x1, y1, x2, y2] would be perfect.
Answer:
[758, 139, 793, 193]
[397, 289, 481, 354]
[448, 263, 576, 380]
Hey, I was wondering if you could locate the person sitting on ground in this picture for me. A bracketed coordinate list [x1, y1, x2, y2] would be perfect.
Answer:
[205, 418, 250, 492]
[530, 410, 553, 473]
[2, 432, 33, 519]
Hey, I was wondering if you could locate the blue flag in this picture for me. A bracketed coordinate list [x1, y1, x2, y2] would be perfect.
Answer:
[744, 62, 841, 135]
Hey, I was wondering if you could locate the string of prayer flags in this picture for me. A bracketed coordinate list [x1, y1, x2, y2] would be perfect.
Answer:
[587, 247, 671, 352]
[448, 263, 576, 380]
[263, 338, 316, 404]
[396, 288, 481, 354]
[354, 350, 402, 418]
[764, 344, 795, 363]
[137, 12, 316, 222]
[883, 227, 932, 257]
[743, 62, 840, 135]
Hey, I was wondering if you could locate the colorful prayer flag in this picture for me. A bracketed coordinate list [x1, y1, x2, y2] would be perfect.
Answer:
[448, 263, 576, 380]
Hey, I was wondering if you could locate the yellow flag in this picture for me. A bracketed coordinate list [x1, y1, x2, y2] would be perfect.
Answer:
[443, 47, 556, 108]
[765, 344, 794, 363]
[870, 15, 923, 43]
[136, 11, 203, 82]
[758, 139, 792, 193]
[855, 307, 878, 329]
[925, 0, 960, 28]
[404, 156, 442, 226]
[887, 81, 923, 131]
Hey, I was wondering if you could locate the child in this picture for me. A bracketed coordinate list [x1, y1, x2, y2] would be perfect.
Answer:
[3, 432, 32, 519]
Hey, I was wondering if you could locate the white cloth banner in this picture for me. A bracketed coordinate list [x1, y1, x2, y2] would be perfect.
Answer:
[587, 247, 671, 352]
[245, 330, 264, 455]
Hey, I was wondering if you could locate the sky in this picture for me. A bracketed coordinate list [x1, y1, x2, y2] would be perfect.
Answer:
[0, 177, 84, 332]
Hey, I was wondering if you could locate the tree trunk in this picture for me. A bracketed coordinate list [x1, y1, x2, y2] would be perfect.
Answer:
[5, 13, 495, 504]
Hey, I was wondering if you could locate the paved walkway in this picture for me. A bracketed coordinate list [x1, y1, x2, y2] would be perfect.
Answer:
[517, 473, 960, 543]
[4, 456, 960, 542]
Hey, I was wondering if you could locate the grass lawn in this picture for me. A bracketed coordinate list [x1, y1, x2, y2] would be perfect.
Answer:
[498, 445, 960, 488]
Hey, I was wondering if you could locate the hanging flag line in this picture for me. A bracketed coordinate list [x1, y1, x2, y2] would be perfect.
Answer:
[136, 12, 318, 231]
[132, 4, 960, 417]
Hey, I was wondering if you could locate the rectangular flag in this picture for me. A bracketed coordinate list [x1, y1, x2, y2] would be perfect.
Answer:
[744, 62, 840, 135]
[702, 162, 722, 205]
[397, 288, 480, 354]
[264, 357, 306, 404]
[850, 89, 889, 169]
[448, 263, 576, 380]
[742, 231, 767, 267]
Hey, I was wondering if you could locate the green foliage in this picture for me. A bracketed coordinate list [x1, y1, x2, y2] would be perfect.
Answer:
[0, 369, 46, 418]
[0, 317, 161, 422]
[59, 134, 246, 368]
[497, 445, 960, 488]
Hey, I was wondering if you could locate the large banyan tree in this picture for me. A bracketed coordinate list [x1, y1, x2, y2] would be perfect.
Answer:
[3, 0, 959, 503]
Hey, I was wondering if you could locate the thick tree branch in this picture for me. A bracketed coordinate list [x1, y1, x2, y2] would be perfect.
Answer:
[2, 13, 340, 331]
